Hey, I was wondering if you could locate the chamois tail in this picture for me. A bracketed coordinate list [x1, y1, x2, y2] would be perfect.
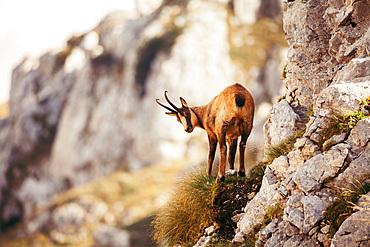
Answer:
[235, 93, 245, 107]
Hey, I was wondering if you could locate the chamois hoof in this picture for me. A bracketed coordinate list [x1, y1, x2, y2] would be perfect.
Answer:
[238, 171, 246, 177]
[216, 175, 225, 183]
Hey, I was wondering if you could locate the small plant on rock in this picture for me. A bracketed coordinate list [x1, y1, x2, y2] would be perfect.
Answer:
[324, 180, 370, 238]
[318, 110, 368, 151]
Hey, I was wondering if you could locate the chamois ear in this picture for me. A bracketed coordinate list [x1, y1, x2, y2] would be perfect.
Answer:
[180, 97, 189, 108]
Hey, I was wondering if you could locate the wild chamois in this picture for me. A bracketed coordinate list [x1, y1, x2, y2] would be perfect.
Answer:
[156, 83, 255, 182]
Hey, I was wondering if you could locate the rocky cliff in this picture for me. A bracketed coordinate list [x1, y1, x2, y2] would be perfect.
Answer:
[0, 0, 286, 241]
[228, 0, 370, 246]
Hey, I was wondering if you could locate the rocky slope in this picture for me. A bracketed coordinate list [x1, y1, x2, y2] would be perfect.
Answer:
[200, 0, 370, 246]
[0, 0, 286, 242]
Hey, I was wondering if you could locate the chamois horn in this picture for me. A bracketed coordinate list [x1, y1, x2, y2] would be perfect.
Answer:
[156, 91, 179, 114]
[164, 91, 180, 112]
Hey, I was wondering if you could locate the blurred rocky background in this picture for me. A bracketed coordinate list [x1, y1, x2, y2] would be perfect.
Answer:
[0, 0, 286, 246]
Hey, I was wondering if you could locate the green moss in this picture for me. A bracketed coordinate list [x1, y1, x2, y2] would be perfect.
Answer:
[248, 162, 267, 182]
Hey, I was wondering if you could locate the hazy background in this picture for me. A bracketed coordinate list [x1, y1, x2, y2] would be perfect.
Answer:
[0, 0, 287, 246]
[0, 0, 139, 104]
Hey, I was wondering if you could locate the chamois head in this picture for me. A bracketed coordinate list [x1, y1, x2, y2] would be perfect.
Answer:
[156, 91, 194, 133]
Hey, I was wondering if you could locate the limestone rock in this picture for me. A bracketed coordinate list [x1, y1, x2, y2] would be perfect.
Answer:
[322, 132, 347, 151]
[301, 195, 327, 234]
[356, 192, 370, 212]
[346, 118, 370, 154]
[233, 172, 282, 242]
[292, 144, 349, 193]
[334, 143, 370, 191]
[315, 82, 370, 116]
[264, 99, 299, 146]
[269, 156, 289, 180]
[259, 219, 279, 242]
[264, 229, 288, 247]
[284, 191, 305, 230]
[333, 57, 370, 84]
[251, 0, 370, 246]
[331, 210, 370, 247]
[278, 220, 300, 237]
[93, 226, 130, 247]
[282, 0, 332, 106]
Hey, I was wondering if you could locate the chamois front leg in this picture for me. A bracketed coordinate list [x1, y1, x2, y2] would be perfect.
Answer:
[217, 134, 228, 183]
[207, 134, 217, 176]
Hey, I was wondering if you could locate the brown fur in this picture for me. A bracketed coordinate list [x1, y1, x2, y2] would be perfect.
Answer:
[157, 83, 255, 182]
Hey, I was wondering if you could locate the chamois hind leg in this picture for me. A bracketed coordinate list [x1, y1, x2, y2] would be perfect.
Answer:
[228, 138, 237, 170]
[238, 133, 250, 177]
[207, 134, 217, 177]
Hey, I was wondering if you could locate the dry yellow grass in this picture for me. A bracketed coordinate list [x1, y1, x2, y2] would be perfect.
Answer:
[0, 101, 9, 119]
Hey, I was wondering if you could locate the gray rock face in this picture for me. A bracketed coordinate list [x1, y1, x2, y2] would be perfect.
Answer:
[292, 144, 349, 193]
[283, 0, 370, 107]
[232, 0, 370, 246]
[269, 156, 289, 180]
[346, 118, 370, 154]
[315, 82, 370, 116]
[334, 143, 370, 191]
[234, 170, 283, 243]
[331, 209, 370, 247]
[282, 0, 332, 106]
[264, 99, 299, 146]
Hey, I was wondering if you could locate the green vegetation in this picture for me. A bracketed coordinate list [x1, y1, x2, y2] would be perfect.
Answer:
[152, 166, 264, 246]
[207, 203, 284, 247]
[324, 180, 370, 237]
[360, 96, 370, 112]
[317, 97, 370, 151]
[265, 128, 306, 163]
[152, 103, 312, 246]
[249, 204, 284, 237]
[317, 110, 369, 151]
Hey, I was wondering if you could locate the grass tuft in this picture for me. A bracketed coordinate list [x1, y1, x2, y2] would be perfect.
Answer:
[265, 128, 306, 164]
[151, 168, 215, 246]
[324, 180, 370, 237]
[152, 166, 264, 246]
